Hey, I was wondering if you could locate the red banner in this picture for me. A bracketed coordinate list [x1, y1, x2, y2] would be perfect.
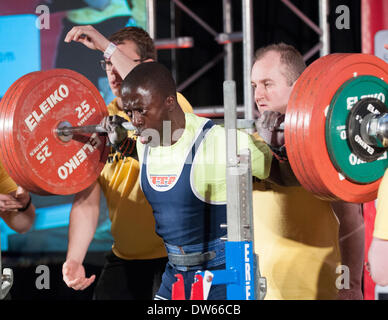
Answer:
[361, 0, 388, 53]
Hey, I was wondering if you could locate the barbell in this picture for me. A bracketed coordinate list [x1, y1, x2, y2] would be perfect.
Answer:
[0, 54, 387, 202]
[0, 69, 111, 195]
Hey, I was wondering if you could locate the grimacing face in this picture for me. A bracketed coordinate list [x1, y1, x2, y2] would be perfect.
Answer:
[122, 86, 169, 145]
[251, 51, 295, 115]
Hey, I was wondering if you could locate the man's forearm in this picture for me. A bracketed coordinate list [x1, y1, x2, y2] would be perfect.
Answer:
[0, 204, 35, 234]
[67, 183, 101, 263]
[331, 201, 364, 299]
[110, 48, 138, 80]
[64, 25, 139, 80]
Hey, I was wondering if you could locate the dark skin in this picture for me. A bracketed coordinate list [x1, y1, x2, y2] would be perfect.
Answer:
[121, 85, 186, 146]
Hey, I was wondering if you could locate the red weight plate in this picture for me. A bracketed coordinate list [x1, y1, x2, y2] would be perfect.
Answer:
[0, 72, 41, 191]
[0, 75, 29, 187]
[285, 57, 319, 193]
[4, 69, 109, 195]
[300, 54, 388, 202]
[6, 72, 55, 193]
[6, 73, 49, 193]
[8, 73, 50, 193]
[0, 81, 24, 188]
[286, 54, 350, 198]
[287, 54, 346, 199]
[285, 54, 335, 195]
[13, 69, 109, 195]
[296, 54, 352, 199]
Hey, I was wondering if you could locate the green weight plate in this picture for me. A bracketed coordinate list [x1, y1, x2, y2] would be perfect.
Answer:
[326, 75, 388, 184]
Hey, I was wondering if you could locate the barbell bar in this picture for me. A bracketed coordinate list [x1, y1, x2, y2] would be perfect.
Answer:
[54, 121, 136, 142]
[0, 54, 388, 202]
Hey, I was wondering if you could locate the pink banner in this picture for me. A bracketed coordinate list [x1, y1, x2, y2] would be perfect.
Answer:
[361, 0, 388, 53]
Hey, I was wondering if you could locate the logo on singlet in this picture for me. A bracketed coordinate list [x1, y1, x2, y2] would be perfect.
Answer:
[150, 175, 177, 188]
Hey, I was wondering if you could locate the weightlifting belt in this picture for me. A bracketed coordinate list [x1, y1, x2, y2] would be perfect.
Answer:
[168, 251, 216, 267]
[164, 238, 226, 271]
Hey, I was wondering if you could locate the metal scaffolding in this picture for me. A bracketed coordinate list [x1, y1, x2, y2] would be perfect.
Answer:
[146, 0, 330, 119]
[281, 0, 330, 60]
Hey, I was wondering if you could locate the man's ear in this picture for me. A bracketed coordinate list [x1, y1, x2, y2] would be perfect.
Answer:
[165, 95, 176, 111]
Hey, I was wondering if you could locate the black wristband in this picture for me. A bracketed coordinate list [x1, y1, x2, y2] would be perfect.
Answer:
[18, 195, 32, 212]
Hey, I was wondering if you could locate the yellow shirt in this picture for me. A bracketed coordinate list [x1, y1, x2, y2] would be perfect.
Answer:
[253, 182, 341, 300]
[252, 131, 341, 300]
[98, 93, 193, 260]
[0, 161, 17, 194]
[374, 169, 388, 239]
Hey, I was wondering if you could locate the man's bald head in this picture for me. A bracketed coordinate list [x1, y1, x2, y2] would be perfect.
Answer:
[120, 61, 177, 102]
[119, 62, 184, 146]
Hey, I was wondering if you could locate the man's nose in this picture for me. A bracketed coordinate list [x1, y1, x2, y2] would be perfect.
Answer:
[254, 86, 265, 103]
[110, 65, 121, 78]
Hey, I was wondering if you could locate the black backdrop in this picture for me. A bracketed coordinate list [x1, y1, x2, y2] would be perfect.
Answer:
[156, 0, 361, 109]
